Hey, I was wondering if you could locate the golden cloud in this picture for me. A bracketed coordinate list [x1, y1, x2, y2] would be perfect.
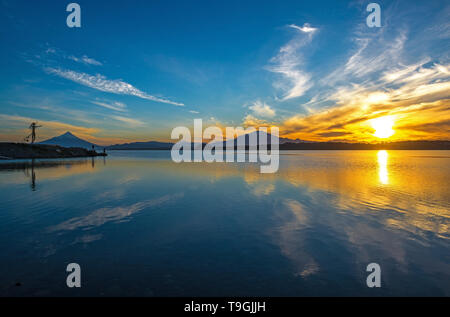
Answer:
[278, 63, 450, 142]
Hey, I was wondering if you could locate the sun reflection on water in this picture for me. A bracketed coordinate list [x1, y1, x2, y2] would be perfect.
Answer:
[377, 150, 389, 185]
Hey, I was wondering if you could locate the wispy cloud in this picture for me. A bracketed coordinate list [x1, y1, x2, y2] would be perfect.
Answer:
[249, 100, 275, 118]
[267, 23, 317, 100]
[92, 100, 127, 112]
[288, 23, 318, 34]
[44, 47, 102, 66]
[69, 55, 102, 66]
[280, 60, 450, 142]
[45, 68, 184, 106]
[110, 115, 145, 126]
[323, 31, 407, 86]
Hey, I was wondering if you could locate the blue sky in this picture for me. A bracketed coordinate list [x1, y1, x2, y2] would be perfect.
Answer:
[0, 0, 449, 144]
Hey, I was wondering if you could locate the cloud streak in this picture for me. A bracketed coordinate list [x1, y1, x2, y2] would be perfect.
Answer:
[288, 23, 318, 34]
[267, 23, 317, 100]
[110, 115, 145, 126]
[92, 101, 127, 112]
[44, 47, 103, 66]
[46, 68, 184, 106]
[69, 55, 103, 66]
[323, 31, 407, 86]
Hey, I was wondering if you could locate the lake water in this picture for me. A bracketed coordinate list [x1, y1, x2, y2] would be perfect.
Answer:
[0, 150, 449, 296]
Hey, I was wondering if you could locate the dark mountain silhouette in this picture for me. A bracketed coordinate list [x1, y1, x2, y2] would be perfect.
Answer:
[207, 130, 309, 148]
[211, 131, 450, 150]
[107, 141, 174, 150]
[107, 133, 450, 150]
[279, 140, 450, 150]
[39, 132, 100, 149]
[229, 132, 450, 150]
[235, 130, 309, 145]
[36, 131, 450, 151]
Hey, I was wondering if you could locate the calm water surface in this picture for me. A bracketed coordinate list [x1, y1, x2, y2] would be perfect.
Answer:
[0, 150, 449, 296]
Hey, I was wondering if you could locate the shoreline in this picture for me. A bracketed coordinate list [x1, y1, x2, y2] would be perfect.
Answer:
[0, 143, 107, 160]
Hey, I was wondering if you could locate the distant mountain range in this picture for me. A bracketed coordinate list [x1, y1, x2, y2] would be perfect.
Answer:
[107, 141, 174, 150]
[40, 132, 172, 150]
[217, 130, 310, 146]
[38, 131, 450, 150]
[40, 131, 306, 150]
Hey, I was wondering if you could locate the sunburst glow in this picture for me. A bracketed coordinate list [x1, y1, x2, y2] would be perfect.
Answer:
[371, 116, 395, 139]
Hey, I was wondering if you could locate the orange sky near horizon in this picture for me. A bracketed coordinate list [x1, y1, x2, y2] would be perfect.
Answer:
[1, 65, 449, 145]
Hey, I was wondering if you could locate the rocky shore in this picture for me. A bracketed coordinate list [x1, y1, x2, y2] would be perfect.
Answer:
[0, 143, 107, 160]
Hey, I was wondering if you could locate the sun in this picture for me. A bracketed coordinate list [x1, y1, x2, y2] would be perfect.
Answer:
[371, 116, 395, 139]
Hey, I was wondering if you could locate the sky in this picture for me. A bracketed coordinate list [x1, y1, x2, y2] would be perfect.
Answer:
[0, 0, 449, 145]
